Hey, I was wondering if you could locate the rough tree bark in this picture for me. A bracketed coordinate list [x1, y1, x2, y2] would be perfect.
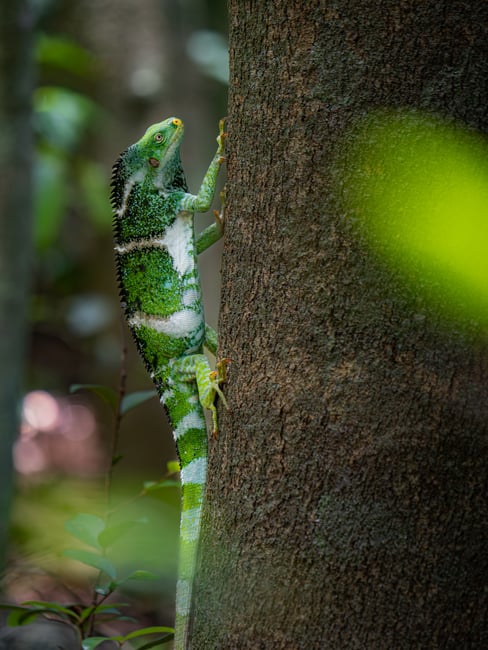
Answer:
[192, 2, 488, 648]
[0, 0, 35, 573]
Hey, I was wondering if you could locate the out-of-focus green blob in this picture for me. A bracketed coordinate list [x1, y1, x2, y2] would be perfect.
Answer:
[345, 111, 488, 323]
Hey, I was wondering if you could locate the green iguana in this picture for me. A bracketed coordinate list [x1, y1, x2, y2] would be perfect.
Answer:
[111, 117, 227, 649]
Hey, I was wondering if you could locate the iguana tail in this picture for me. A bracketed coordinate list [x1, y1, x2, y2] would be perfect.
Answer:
[161, 359, 209, 650]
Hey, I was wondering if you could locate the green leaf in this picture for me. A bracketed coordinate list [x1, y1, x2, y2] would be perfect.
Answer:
[125, 570, 158, 582]
[143, 480, 180, 494]
[94, 603, 129, 613]
[111, 453, 124, 467]
[34, 151, 68, 250]
[98, 520, 143, 549]
[70, 384, 118, 412]
[79, 603, 128, 624]
[21, 601, 77, 621]
[121, 390, 157, 415]
[64, 513, 105, 550]
[94, 585, 110, 597]
[36, 34, 97, 78]
[7, 609, 38, 626]
[78, 160, 112, 229]
[137, 636, 174, 650]
[82, 637, 110, 650]
[63, 549, 117, 580]
[35, 86, 99, 151]
[122, 626, 174, 641]
[2, 606, 39, 627]
[166, 460, 181, 475]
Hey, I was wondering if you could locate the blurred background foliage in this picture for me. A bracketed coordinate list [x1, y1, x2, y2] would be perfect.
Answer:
[5, 0, 228, 632]
[343, 110, 488, 329]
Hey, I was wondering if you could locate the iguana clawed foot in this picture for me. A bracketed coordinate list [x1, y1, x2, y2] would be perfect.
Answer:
[207, 358, 231, 438]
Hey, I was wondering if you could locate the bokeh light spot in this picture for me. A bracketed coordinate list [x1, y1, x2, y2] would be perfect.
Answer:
[22, 390, 60, 432]
[344, 111, 488, 324]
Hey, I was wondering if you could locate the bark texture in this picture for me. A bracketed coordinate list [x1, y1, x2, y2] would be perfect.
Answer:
[0, 0, 35, 572]
[192, 2, 488, 648]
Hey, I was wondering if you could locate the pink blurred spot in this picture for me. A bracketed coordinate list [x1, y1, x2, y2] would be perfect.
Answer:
[22, 391, 60, 433]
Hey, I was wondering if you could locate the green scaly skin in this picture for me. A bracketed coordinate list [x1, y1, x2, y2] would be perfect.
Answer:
[111, 117, 227, 649]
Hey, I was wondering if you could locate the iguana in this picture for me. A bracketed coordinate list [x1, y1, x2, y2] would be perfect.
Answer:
[111, 117, 227, 649]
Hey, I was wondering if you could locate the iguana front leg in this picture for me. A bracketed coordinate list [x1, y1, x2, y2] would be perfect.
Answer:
[196, 188, 226, 255]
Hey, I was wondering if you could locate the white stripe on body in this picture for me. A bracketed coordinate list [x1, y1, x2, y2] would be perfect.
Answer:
[176, 578, 191, 617]
[180, 457, 207, 485]
[160, 212, 195, 276]
[180, 506, 203, 543]
[182, 287, 201, 306]
[128, 308, 201, 339]
[173, 411, 206, 439]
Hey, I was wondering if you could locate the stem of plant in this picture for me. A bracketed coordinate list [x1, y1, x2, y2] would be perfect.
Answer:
[87, 319, 128, 638]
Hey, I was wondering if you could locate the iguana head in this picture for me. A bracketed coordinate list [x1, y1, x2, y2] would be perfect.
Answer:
[111, 118, 188, 208]
[138, 117, 185, 172]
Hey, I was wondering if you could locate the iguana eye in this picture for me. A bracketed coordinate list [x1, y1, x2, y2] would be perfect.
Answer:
[154, 133, 164, 143]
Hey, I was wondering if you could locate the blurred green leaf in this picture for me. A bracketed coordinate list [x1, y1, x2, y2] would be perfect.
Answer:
[7, 608, 39, 626]
[34, 86, 98, 151]
[111, 453, 124, 467]
[143, 480, 180, 494]
[98, 520, 144, 549]
[63, 549, 117, 580]
[22, 600, 77, 621]
[64, 513, 105, 550]
[78, 159, 113, 229]
[70, 384, 118, 412]
[36, 34, 97, 78]
[79, 603, 128, 623]
[124, 625, 174, 640]
[344, 110, 488, 324]
[115, 626, 174, 642]
[34, 150, 68, 249]
[125, 569, 158, 581]
[186, 30, 229, 84]
[0, 604, 42, 627]
[121, 390, 157, 415]
[137, 636, 174, 650]
[82, 637, 110, 650]
[166, 460, 180, 475]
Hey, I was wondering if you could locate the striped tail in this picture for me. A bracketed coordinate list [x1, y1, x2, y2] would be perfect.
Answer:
[162, 358, 210, 650]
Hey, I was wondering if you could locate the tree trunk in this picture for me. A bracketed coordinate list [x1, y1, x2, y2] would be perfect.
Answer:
[0, 0, 35, 572]
[192, 2, 488, 648]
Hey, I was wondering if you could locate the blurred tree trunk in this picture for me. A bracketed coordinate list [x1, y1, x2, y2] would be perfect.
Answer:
[191, 1, 488, 648]
[0, 0, 35, 572]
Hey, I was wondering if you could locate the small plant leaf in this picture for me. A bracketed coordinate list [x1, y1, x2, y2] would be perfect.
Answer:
[166, 460, 180, 475]
[7, 609, 37, 626]
[81, 637, 110, 650]
[78, 603, 128, 624]
[22, 600, 78, 621]
[111, 453, 124, 467]
[107, 626, 174, 644]
[125, 569, 158, 581]
[122, 626, 174, 641]
[137, 636, 174, 650]
[64, 513, 106, 550]
[98, 519, 142, 549]
[70, 384, 118, 412]
[3, 606, 38, 627]
[63, 549, 117, 580]
[120, 390, 157, 415]
[143, 480, 180, 494]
